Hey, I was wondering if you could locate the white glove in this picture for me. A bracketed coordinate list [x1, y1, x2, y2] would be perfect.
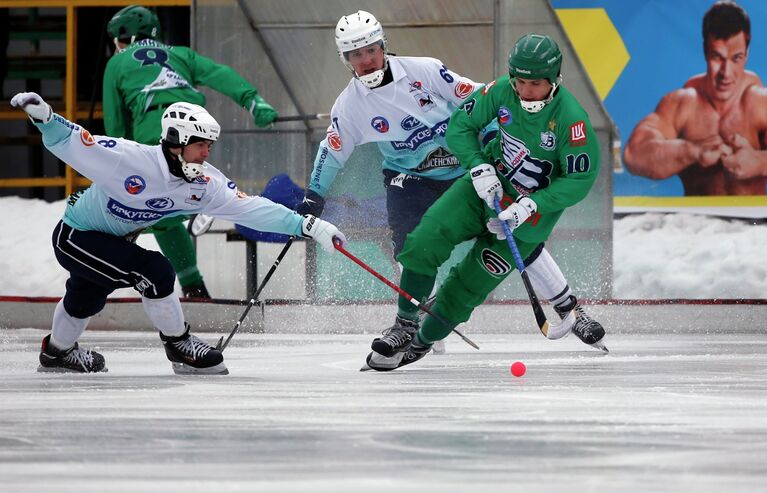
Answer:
[497, 196, 537, 231]
[10, 92, 53, 124]
[486, 218, 507, 240]
[301, 215, 347, 253]
[470, 163, 502, 208]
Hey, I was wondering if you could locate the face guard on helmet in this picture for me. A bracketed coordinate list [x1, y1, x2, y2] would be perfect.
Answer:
[335, 10, 388, 88]
[160, 102, 220, 182]
[508, 33, 563, 113]
[107, 5, 160, 50]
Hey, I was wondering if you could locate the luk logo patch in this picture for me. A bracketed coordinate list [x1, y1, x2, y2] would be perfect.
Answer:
[145, 197, 174, 210]
[80, 129, 95, 147]
[371, 116, 390, 133]
[327, 131, 342, 151]
[124, 175, 146, 195]
[479, 249, 511, 277]
[569, 121, 587, 146]
[454, 81, 474, 99]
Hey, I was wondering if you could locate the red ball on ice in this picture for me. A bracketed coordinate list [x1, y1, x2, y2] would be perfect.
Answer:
[510, 361, 526, 377]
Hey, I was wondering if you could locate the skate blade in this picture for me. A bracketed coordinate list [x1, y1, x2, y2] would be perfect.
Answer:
[171, 361, 229, 375]
[37, 365, 108, 373]
[591, 341, 609, 353]
[361, 351, 403, 372]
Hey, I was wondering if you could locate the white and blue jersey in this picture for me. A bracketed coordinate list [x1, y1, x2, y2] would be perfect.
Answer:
[308, 56, 486, 196]
[35, 113, 304, 237]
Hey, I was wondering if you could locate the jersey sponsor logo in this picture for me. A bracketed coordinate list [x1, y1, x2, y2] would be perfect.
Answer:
[400, 116, 424, 131]
[390, 117, 449, 151]
[498, 129, 553, 192]
[124, 175, 146, 195]
[371, 116, 390, 133]
[227, 181, 236, 189]
[481, 80, 496, 95]
[498, 106, 512, 125]
[145, 197, 174, 210]
[415, 147, 459, 172]
[539, 131, 556, 151]
[80, 129, 95, 147]
[107, 198, 177, 222]
[569, 121, 587, 146]
[186, 185, 206, 204]
[327, 131, 342, 151]
[479, 249, 511, 277]
[192, 175, 210, 184]
[454, 81, 474, 99]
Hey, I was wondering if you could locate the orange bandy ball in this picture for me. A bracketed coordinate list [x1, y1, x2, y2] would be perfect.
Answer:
[510, 361, 526, 377]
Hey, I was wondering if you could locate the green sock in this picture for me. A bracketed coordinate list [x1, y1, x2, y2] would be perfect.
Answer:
[153, 223, 202, 287]
[397, 269, 436, 321]
[420, 309, 458, 343]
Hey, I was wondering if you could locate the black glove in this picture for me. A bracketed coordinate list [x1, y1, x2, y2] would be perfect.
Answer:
[295, 189, 326, 217]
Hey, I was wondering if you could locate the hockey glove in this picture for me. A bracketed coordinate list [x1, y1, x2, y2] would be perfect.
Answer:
[301, 215, 347, 253]
[470, 163, 503, 208]
[295, 189, 326, 217]
[10, 92, 53, 124]
[497, 196, 537, 231]
[247, 95, 278, 128]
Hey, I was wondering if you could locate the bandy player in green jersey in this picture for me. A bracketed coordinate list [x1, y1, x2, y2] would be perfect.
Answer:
[102, 5, 278, 299]
[364, 34, 607, 371]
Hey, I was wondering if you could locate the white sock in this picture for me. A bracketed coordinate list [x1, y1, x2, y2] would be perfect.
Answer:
[525, 248, 572, 305]
[51, 299, 89, 350]
[142, 293, 185, 336]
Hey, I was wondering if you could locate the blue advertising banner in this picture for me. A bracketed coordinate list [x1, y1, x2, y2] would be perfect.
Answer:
[552, 0, 767, 216]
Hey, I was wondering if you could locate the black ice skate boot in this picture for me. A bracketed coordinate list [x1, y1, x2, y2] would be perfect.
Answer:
[554, 295, 608, 352]
[363, 336, 432, 372]
[38, 334, 107, 373]
[371, 315, 419, 357]
[160, 324, 228, 375]
[182, 281, 211, 300]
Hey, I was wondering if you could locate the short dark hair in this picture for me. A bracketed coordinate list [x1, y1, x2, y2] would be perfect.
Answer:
[703, 1, 751, 55]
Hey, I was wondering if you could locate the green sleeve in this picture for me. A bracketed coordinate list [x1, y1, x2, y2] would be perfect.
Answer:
[446, 79, 503, 169]
[102, 58, 131, 139]
[530, 110, 601, 214]
[185, 48, 262, 108]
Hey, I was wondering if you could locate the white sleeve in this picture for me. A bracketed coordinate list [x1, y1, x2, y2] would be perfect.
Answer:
[417, 57, 484, 108]
[201, 171, 304, 236]
[35, 114, 124, 183]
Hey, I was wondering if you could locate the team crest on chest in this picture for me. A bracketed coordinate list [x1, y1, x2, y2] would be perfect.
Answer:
[371, 116, 390, 133]
[124, 175, 146, 195]
[540, 131, 556, 150]
[409, 80, 436, 112]
[498, 106, 511, 125]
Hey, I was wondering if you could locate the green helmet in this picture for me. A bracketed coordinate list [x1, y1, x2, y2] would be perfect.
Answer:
[508, 34, 562, 82]
[107, 5, 160, 42]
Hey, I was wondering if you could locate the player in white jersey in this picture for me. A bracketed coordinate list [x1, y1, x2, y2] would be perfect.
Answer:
[297, 11, 600, 359]
[10, 92, 346, 375]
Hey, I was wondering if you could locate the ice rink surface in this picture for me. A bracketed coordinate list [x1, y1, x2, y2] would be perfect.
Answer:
[1, 328, 766, 493]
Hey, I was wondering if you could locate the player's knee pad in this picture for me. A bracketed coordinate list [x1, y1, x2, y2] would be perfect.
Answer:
[132, 250, 176, 299]
[63, 292, 106, 319]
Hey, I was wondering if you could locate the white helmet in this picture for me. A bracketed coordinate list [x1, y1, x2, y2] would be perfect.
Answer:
[160, 102, 220, 181]
[335, 10, 388, 88]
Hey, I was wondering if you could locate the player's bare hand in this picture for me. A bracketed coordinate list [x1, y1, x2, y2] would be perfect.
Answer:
[694, 135, 726, 168]
[722, 133, 762, 179]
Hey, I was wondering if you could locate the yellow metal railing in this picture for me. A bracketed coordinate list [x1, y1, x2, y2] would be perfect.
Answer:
[0, 0, 190, 195]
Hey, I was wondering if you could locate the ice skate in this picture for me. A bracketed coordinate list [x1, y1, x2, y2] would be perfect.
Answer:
[361, 338, 432, 372]
[555, 296, 608, 353]
[160, 324, 228, 375]
[38, 334, 107, 373]
[370, 315, 419, 357]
